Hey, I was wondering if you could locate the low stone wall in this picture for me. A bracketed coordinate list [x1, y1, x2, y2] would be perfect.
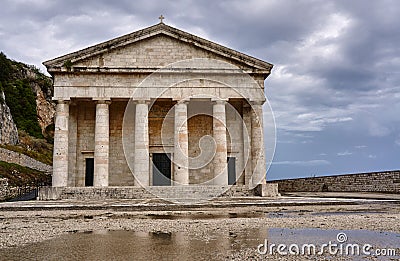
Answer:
[0, 178, 31, 201]
[269, 170, 400, 193]
[0, 178, 9, 200]
[0, 147, 52, 173]
[38, 184, 279, 201]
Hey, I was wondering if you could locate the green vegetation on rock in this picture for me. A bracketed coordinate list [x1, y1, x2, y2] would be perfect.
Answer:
[3, 78, 43, 138]
[0, 52, 52, 139]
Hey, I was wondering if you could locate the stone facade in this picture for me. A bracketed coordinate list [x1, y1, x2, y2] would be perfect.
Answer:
[43, 22, 274, 198]
[269, 170, 400, 193]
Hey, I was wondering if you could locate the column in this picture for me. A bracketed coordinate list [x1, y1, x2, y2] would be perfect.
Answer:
[67, 102, 77, 187]
[52, 100, 69, 187]
[250, 101, 267, 188]
[213, 100, 228, 185]
[174, 100, 189, 185]
[134, 100, 150, 186]
[243, 103, 252, 187]
[94, 99, 110, 187]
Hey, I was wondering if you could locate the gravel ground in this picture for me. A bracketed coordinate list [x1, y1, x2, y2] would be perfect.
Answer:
[0, 203, 399, 260]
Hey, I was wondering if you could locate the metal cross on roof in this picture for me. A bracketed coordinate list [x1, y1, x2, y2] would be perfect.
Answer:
[159, 15, 165, 23]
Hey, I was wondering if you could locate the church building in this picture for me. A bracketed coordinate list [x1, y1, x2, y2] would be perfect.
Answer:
[42, 19, 276, 200]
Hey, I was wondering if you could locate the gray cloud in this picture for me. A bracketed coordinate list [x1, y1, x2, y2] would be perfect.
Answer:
[1, 0, 399, 178]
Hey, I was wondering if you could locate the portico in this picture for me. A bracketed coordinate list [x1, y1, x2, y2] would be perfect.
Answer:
[44, 21, 274, 196]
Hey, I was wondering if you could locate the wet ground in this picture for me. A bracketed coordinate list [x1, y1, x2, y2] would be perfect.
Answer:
[0, 193, 399, 260]
[0, 228, 398, 260]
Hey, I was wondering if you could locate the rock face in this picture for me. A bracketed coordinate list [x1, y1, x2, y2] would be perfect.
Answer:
[19, 62, 56, 135]
[32, 78, 56, 134]
[0, 52, 55, 142]
[0, 91, 19, 145]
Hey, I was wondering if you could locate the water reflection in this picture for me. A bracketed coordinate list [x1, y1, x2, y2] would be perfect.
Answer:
[0, 230, 244, 261]
[0, 229, 398, 260]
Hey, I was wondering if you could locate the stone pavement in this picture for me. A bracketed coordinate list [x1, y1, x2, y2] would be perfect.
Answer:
[0, 193, 398, 211]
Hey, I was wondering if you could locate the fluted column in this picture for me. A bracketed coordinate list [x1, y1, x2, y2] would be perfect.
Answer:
[250, 101, 267, 187]
[174, 100, 189, 185]
[213, 100, 228, 185]
[94, 99, 111, 187]
[52, 100, 69, 187]
[134, 100, 149, 186]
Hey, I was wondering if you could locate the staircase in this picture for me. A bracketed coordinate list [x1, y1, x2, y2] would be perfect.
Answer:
[38, 185, 254, 202]
[146, 185, 235, 203]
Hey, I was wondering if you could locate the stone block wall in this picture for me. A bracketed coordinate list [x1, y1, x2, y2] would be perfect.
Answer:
[269, 170, 400, 193]
[38, 185, 261, 201]
[74, 101, 96, 186]
[74, 35, 251, 71]
[109, 101, 135, 186]
[0, 147, 52, 173]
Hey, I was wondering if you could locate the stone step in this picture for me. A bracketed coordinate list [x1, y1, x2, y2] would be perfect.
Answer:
[146, 185, 247, 199]
[38, 185, 254, 201]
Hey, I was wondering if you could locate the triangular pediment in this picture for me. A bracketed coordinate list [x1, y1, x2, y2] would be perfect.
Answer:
[43, 23, 273, 75]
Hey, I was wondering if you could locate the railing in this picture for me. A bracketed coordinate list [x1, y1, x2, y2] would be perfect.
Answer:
[5, 180, 51, 202]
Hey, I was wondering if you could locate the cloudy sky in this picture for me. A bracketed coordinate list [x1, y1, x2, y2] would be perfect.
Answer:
[1, 0, 399, 180]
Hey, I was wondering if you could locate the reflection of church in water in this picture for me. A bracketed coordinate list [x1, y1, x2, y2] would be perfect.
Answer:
[43, 20, 276, 198]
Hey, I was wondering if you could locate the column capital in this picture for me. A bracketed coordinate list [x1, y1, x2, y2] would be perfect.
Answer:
[174, 98, 190, 105]
[53, 99, 70, 105]
[93, 98, 112, 105]
[243, 100, 252, 108]
[211, 98, 227, 105]
[134, 99, 150, 105]
[249, 100, 265, 106]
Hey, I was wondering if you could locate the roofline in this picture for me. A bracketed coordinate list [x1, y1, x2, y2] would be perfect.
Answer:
[43, 23, 273, 71]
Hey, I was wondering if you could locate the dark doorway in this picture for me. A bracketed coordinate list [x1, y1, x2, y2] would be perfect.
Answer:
[228, 157, 236, 185]
[85, 158, 94, 186]
[152, 153, 171, 186]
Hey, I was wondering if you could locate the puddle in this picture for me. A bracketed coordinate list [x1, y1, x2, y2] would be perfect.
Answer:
[0, 228, 398, 260]
[144, 212, 264, 219]
[311, 211, 384, 216]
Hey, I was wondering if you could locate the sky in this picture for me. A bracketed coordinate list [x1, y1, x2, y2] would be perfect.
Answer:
[1, 0, 399, 180]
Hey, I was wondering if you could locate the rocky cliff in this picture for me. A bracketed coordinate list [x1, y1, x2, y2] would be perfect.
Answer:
[16, 60, 56, 138]
[0, 52, 55, 143]
[0, 91, 19, 144]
